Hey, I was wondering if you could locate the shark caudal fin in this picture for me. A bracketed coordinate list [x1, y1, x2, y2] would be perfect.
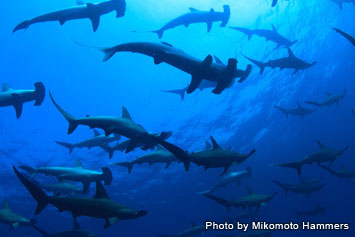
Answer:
[73, 41, 117, 62]
[275, 161, 303, 175]
[55, 141, 75, 154]
[49, 92, 78, 134]
[304, 101, 322, 107]
[243, 55, 266, 74]
[333, 27, 355, 46]
[238, 64, 253, 83]
[112, 162, 133, 173]
[220, 5, 230, 27]
[202, 193, 231, 212]
[151, 29, 164, 39]
[101, 167, 113, 185]
[229, 27, 253, 40]
[13, 167, 49, 215]
[33, 82, 45, 106]
[101, 144, 115, 159]
[274, 106, 289, 118]
[272, 0, 278, 7]
[161, 87, 187, 100]
[13, 20, 32, 33]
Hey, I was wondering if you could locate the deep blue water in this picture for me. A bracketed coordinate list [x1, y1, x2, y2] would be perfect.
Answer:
[0, 0, 354, 236]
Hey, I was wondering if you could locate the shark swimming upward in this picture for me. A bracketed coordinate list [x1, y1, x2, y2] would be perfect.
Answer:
[151, 5, 230, 39]
[244, 48, 317, 75]
[305, 89, 346, 107]
[13, 0, 126, 32]
[275, 102, 316, 118]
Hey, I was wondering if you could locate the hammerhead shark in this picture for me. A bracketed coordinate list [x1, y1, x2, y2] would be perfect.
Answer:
[329, 0, 355, 10]
[333, 28, 355, 46]
[19, 160, 112, 193]
[244, 48, 317, 75]
[151, 5, 230, 39]
[56, 129, 121, 154]
[14, 167, 147, 229]
[275, 140, 349, 175]
[305, 89, 346, 107]
[111, 146, 180, 173]
[273, 178, 324, 197]
[201, 167, 252, 194]
[50, 92, 170, 152]
[292, 203, 327, 217]
[152, 136, 255, 175]
[202, 187, 277, 213]
[79, 41, 251, 94]
[157, 222, 207, 237]
[161, 55, 252, 99]
[229, 25, 297, 48]
[33, 218, 99, 237]
[13, 0, 126, 33]
[319, 164, 355, 180]
[0, 82, 45, 119]
[0, 200, 36, 230]
[275, 102, 316, 118]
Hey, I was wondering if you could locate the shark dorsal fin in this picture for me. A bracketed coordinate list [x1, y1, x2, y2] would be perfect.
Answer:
[3, 200, 10, 210]
[210, 8, 215, 13]
[122, 106, 133, 121]
[156, 145, 164, 151]
[205, 141, 212, 149]
[94, 182, 109, 199]
[2, 83, 13, 92]
[73, 218, 81, 230]
[189, 7, 199, 12]
[287, 48, 296, 58]
[316, 140, 326, 149]
[210, 136, 221, 150]
[213, 56, 224, 65]
[93, 129, 101, 137]
[271, 24, 277, 32]
[191, 221, 197, 227]
[74, 160, 83, 168]
[246, 186, 253, 195]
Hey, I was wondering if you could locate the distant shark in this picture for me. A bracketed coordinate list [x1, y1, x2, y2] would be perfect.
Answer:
[13, 0, 126, 33]
[33, 218, 99, 237]
[161, 56, 252, 99]
[202, 187, 277, 212]
[273, 178, 324, 197]
[329, 0, 355, 10]
[78, 41, 252, 94]
[333, 28, 355, 46]
[152, 136, 255, 175]
[0, 82, 45, 119]
[201, 167, 252, 194]
[275, 102, 316, 118]
[151, 5, 230, 39]
[0, 200, 36, 230]
[229, 25, 297, 48]
[56, 129, 121, 154]
[244, 48, 317, 75]
[111, 146, 180, 173]
[157, 222, 207, 237]
[275, 140, 349, 175]
[319, 164, 355, 180]
[19, 160, 112, 193]
[305, 89, 346, 107]
[14, 167, 147, 229]
[50, 92, 170, 153]
[292, 203, 326, 217]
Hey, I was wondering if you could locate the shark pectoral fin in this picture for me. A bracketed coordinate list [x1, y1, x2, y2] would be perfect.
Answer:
[10, 223, 19, 230]
[206, 21, 213, 32]
[87, 3, 100, 32]
[292, 69, 299, 75]
[187, 55, 212, 94]
[220, 166, 231, 176]
[165, 162, 172, 169]
[104, 218, 112, 229]
[187, 75, 203, 94]
[11, 94, 23, 119]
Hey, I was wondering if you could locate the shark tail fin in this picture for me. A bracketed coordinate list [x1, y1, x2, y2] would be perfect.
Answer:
[73, 41, 116, 62]
[161, 88, 186, 100]
[55, 141, 75, 154]
[49, 92, 78, 134]
[13, 20, 32, 33]
[101, 167, 113, 185]
[304, 101, 322, 107]
[202, 193, 231, 213]
[13, 167, 49, 215]
[33, 82, 45, 106]
[151, 29, 163, 39]
[243, 55, 265, 74]
[246, 166, 253, 179]
[276, 161, 303, 176]
[100, 144, 115, 159]
[274, 106, 289, 118]
[220, 5, 230, 27]
[33, 225, 50, 237]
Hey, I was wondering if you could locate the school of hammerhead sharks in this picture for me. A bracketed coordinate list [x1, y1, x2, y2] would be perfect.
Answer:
[0, 0, 354, 236]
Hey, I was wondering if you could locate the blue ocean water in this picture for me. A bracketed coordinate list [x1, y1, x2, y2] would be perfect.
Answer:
[0, 0, 354, 236]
